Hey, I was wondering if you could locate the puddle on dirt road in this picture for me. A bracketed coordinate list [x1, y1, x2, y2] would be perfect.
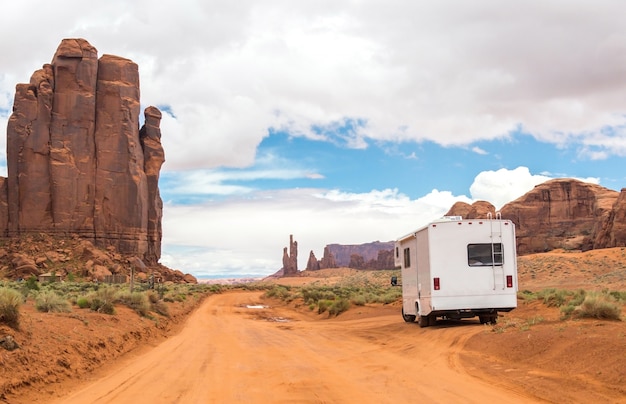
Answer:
[240, 304, 291, 322]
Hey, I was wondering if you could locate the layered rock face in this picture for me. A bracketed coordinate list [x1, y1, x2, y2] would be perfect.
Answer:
[325, 241, 394, 267]
[446, 179, 625, 256]
[4, 39, 164, 265]
[305, 241, 394, 271]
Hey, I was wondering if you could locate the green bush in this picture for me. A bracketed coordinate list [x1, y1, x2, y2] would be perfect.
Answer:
[574, 292, 622, 320]
[538, 288, 569, 307]
[317, 299, 332, 314]
[328, 299, 350, 316]
[76, 296, 90, 309]
[351, 295, 367, 306]
[116, 291, 150, 317]
[35, 290, 71, 313]
[25, 276, 40, 291]
[609, 290, 626, 302]
[265, 285, 292, 300]
[0, 287, 22, 329]
[89, 287, 117, 314]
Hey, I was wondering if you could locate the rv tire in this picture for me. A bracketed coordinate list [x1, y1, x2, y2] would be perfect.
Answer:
[402, 308, 416, 323]
[479, 314, 498, 325]
[418, 315, 429, 328]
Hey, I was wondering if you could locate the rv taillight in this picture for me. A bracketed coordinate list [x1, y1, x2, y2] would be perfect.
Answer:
[434, 277, 440, 290]
[506, 275, 513, 288]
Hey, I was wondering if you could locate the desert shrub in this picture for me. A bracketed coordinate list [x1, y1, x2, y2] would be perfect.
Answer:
[76, 296, 90, 309]
[0, 287, 22, 329]
[608, 290, 626, 302]
[301, 287, 338, 304]
[574, 292, 622, 320]
[151, 300, 170, 317]
[351, 295, 367, 306]
[328, 299, 350, 316]
[265, 285, 292, 300]
[89, 287, 117, 314]
[538, 288, 569, 307]
[25, 276, 40, 291]
[317, 299, 332, 314]
[377, 289, 402, 304]
[35, 290, 71, 313]
[568, 289, 587, 307]
[116, 291, 150, 317]
[146, 291, 159, 304]
[518, 290, 538, 301]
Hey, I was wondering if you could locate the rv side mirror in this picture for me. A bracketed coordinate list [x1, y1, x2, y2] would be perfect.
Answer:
[390, 276, 398, 286]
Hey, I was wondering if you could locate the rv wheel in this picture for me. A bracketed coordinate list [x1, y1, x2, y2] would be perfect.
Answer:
[402, 308, 416, 323]
[418, 315, 430, 328]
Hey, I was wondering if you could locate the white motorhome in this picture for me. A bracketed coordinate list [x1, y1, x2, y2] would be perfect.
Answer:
[395, 215, 518, 327]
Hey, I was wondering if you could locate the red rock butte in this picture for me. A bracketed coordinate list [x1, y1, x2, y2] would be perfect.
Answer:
[2, 38, 164, 265]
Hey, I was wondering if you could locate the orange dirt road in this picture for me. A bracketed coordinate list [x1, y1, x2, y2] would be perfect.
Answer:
[54, 291, 537, 403]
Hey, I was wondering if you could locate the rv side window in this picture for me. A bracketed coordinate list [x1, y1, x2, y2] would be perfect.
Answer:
[403, 248, 410, 268]
[395, 247, 399, 258]
[467, 243, 503, 266]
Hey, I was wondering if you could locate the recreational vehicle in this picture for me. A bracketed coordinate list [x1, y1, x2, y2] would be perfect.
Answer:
[395, 215, 518, 327]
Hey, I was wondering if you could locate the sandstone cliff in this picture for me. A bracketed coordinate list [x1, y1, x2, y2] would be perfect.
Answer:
[3, 39, 167, 268]
[447, 179, 626, 255]
[499, 179, 622, 254]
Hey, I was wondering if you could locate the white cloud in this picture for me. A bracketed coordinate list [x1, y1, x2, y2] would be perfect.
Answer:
[471, 146, 488, 155]
[161, 187, 471, 277]
[2, 1, 626, 172]
[1, 2, 625, 277]
[468, 166, 600, 210]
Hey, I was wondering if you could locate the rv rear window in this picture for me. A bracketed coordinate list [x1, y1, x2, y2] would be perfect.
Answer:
[467, 243, 503, 266]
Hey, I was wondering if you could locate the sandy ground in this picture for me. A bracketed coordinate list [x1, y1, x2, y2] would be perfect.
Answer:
[2, 247, 626, 403]
[50, 291, 535, 403]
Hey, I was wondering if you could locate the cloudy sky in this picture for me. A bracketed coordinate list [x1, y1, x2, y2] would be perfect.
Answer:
[1, 1, 626, 278]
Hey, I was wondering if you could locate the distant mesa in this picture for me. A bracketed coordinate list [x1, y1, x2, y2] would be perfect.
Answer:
[277, 234, 395, 277]
[2, 38, 195, 283]
[280, 178, 626, 277]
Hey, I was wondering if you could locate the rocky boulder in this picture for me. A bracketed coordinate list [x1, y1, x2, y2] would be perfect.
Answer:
[446, 201, 496, 219]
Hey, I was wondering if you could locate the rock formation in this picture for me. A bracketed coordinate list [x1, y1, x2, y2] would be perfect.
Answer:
[325, 241, 394, 267]
[445, 201, 496, 219]
[444, 179, 626, 255]
[306, 250, 320, 271]
[281, 234, 298, 276]
[3, 38, 164, 266]
[499, 179, 622, 254]
[593, 188, 626, 248]
[319, 246, 337, 269]
[305, 241, 394, 271]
